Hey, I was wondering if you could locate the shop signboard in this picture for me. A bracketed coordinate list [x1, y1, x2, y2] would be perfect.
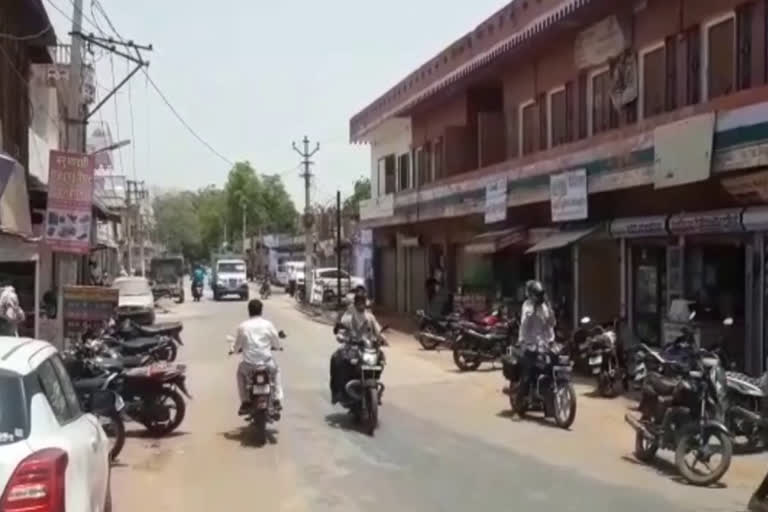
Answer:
[62, 285, 118, 340]
[574, 15, 627, 69]
[550, 169, 588, 222]
[668, 209, 743, 235]
[484, 177, 507, 224]
[609, 216, 668, 238]
[654, 113, 715, 189]
[45, 151, 95, 253]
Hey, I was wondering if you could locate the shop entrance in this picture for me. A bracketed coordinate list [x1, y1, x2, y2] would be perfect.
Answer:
[632, 245, 666, 346]
[539, 247, 574, 333]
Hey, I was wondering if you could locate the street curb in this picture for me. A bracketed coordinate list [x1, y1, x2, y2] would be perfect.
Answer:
[294, 302, 338, 326]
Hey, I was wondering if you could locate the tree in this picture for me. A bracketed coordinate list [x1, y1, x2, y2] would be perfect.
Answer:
[196, 185, 227, 254]
[152, 191, 203, 260]
[343, 177, 371, 219]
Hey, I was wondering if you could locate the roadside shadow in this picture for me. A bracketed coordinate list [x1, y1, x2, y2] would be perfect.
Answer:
[620, 454, 727, 489]
[495, 409, 568, 430]
[219, 426, 278, 447]
[125, 429, 189, 440]
[447, 366, 502, 374]
[325, 411, 365, 435]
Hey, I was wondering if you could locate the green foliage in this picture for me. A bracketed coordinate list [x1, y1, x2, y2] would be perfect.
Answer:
[151, 161, 298, 262]
[342, 177, 371, 218]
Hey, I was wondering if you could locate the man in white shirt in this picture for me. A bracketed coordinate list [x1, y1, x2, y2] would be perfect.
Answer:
[229, 299, 284, 415]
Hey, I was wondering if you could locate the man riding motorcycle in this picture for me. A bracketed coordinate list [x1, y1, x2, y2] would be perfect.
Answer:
[330, 291, 387, 404]
[192, 264, 205, 294]
[515, 280, 556, 412]
[228, 299, 284, 415]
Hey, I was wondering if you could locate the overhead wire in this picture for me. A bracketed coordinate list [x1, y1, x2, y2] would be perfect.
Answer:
[0, 25, 53, 41]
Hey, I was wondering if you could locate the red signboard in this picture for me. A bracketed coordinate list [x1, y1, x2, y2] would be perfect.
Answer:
[44, 150, 95, 253]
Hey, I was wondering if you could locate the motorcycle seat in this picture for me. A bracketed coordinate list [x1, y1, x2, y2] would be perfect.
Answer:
[121, 337, 162, 350]
[92, 357, 124, 372]
[74, 377, 108, 392]
[646, 373, 678, 396]
[137, 322, 182, 336]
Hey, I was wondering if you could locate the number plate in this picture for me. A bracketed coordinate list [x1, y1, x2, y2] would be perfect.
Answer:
[589, 355, 603, 365]
[362, 365, 382, 371]
[251, 384, 270, 394]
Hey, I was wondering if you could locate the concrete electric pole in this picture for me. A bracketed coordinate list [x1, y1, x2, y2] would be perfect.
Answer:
[292, 136, 319, 302]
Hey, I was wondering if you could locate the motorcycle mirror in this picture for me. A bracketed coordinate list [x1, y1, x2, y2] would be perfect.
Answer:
[688, 310, 697, 321]
[580, 316, 591, 325]
[723, 317, 734, 327]
[278, 330, 287, 339]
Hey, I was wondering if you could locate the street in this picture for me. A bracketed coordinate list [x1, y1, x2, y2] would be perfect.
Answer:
[112, 287, 759, 512]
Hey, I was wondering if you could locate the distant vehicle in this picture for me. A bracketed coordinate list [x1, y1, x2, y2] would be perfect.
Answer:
[0, 336, 112, 511]
[283, 261, 305, 295]
[113, 276, 155, 325]
[310, 268, 365, 304]
[212, 259, 249, 301]
[149, 256, 185, 304]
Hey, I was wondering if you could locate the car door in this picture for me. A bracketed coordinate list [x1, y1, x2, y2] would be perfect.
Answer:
[31, 357, 100, 511]
[50, 354, 109, 507]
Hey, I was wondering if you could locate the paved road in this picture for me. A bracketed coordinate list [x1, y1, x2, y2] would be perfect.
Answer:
[113, 290, 754, 511]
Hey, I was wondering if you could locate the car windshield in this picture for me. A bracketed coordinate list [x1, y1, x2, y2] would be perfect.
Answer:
[218, 263, 245, 272]
[113, 279, 151, 296]
[0, 375, 27, 444]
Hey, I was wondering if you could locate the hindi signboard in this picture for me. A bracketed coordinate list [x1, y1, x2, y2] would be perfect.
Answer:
[62, 286, 118, 340]
[484, 178, 507, 224]
[550, 169, 588, 222]
[45, 151, 95, 253]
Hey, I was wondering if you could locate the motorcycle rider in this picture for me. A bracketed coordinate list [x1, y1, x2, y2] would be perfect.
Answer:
[228, 299, 284, 415]
[515, 280, 556, 412]
[330, 290, 386, 404]
[191, 264, 205, 296]
[260, 273, 271, 297]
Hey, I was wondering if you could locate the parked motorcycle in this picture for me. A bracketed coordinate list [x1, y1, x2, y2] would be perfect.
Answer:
[415, 309, 459, 350]
[502, 342, 577, 429]
[74, 375, 126, 461]
[452, 317, 517, 372]
[227, 331, 286, 445]
[577, 317, 623, 397]
[335, 326, 388, 436]
[624, 344, 732, 486]
[192, 282, 203, 302]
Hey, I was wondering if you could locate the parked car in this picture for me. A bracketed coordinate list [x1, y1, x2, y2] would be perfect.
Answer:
[310, 268, 365, 304]
[149, 255, 185, 304]
[0, 337, 112, 511]
[113, 276, 155, 325]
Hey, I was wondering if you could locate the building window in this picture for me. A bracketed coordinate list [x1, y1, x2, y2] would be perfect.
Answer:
[548, 87, 567, 147]
[398, 153, 410, 191]
[704, 13, 736, 100]
[384, 154, 396, 195]
[415, 144, 432, 187]
[640, 42, 666, 119]
[519, 100, 537, 155]
[589, 67, 618, 135]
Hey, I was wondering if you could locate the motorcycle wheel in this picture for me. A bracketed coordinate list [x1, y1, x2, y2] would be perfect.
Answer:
[675, 427, 733, 486]
[452, 342, 482, 372]
[251, 410, 268, 446]
[144, 388, 187, 437]
[553, 383, 577, 429]
[598, 373, 617, 398]
[634, 430, 659, 462]
[418, 326, 441, 350]
[364, 387, 378, 436]
[729, 415, 763, 454]
[507, 381, 528, 416]
[98, 412, 126, 461]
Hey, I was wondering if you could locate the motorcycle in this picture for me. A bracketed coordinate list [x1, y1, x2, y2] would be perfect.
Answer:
[415, 309, 459, 350]
[192, 282, 203, 302]
[227, 331, 286, 445]
[452, 316, 517, 372]
[502, 342, 577, 429]
[74, 376, 126, 461]
[624, 345, 732, 486]
[95, 319, 184, 362]
[577, 317, 623, 397]
[260, 281, 271, 300]
[335, 326, 389, 436]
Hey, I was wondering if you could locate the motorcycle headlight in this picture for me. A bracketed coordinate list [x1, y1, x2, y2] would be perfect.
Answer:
[255, 374, 267, 385]
[362, 352, 378, 365]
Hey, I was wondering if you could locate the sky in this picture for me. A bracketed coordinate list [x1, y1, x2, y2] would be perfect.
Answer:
[46, 0, 509, 207]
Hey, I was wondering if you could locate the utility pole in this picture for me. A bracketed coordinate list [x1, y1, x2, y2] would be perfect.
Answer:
[127, 180, 147, 276]
[292, 136, 319, 302]
[67, 0, 85, 152]
[336, 190, 342, 309]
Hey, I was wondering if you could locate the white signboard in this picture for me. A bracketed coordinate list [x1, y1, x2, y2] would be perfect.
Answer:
[654, 113, 715, 189]
[550, 169, 588, 222]
[574, 15, 627, 69]
[484, 178, 507, 224]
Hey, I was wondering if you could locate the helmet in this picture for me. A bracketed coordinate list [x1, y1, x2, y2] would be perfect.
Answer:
[525, 280, 545, 302]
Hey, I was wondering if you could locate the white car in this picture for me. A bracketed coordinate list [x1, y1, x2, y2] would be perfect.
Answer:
[0, 337, 111, 511]
[113, 276, 155, 325]
[310, 268, 365, 304]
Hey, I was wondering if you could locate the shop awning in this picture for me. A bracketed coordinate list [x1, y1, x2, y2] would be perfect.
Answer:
[465, 228, 527, 254]
[525, 227, 597, 254]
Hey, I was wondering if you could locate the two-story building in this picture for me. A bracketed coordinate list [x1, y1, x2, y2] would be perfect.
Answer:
[352, 0, 768, 374]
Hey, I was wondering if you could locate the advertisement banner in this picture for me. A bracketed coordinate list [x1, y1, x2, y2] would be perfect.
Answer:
[45, 151, 94, 253]
[484, 178, 507, 224]
[550, 169, 588, 222]
[62, 286, 118, 340]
